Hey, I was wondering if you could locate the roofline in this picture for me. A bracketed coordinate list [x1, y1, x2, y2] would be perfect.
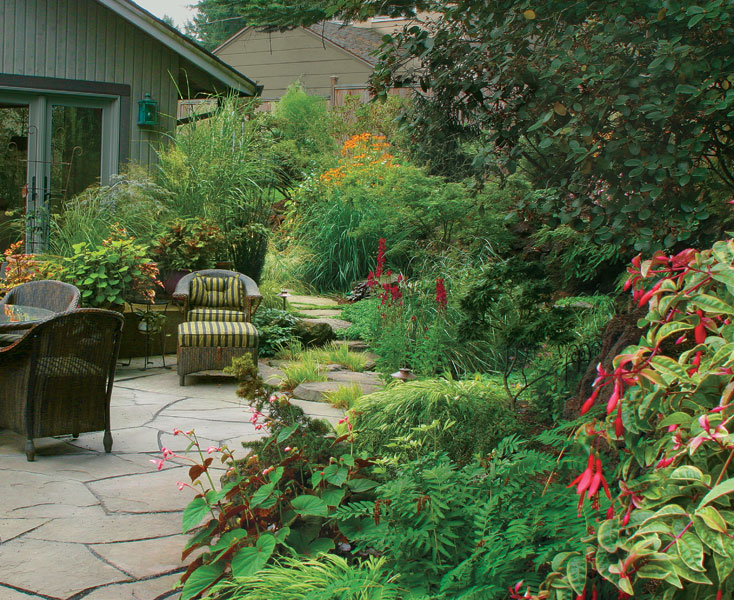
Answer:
[213, 26, 252, 54]
[302, 25, 376, 68]
[98, 0, 262, 96]
[213, 23, 376, 69]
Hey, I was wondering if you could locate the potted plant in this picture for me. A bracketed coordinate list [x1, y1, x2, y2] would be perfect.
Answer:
[57, 226, 162, 309]
[149, 218, 225, 295]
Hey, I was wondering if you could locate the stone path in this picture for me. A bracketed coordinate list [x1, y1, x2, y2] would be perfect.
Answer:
[0, 356, 344, 600]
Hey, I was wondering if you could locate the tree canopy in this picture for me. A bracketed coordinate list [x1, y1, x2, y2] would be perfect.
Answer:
[216, 0, 734, 252]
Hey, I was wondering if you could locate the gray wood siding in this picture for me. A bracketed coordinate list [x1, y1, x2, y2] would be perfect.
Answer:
[216, 28, 372, 99]
[0, 0, 181, 166]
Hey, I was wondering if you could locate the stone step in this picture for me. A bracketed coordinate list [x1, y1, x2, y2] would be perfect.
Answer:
[300, 317, 352, 331]
[287, 294, 339, 307]
[298, 309, 343, 318]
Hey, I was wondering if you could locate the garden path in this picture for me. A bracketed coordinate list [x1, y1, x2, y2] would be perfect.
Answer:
[0, 357, 344, 600]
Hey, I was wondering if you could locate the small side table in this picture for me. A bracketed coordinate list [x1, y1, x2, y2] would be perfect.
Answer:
[128, 298, 171, 370]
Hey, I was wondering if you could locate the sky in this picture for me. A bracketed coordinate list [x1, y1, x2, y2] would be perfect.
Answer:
[133, 0, 199, 28]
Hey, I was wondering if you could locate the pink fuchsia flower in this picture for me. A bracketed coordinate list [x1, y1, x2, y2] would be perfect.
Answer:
[176, 481, 187, 491]
[173, 428, 183, 436]
[269, 395, 277, 403]
[206, 446, 220, 454]
[254, 424, 263, 430]
[262, 466, 274, 476]
[284, 446, 292, 452]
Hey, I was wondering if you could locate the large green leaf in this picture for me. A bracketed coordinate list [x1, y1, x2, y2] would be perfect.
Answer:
[690, 294, 734, 315]
[291, 494, 328, 517]
[346, 478, 380, 493]
[249, 482, 275, 509]
[183, 497, 210, 533]
[565, 554, 586, 595]
[231, 533, 276, 577]
[676, 532, 705, 572]
[181, 563, 223, 600]
[698, 478, 734, 510]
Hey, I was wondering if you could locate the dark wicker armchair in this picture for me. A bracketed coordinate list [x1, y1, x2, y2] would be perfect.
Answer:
[0, 309, 124, 461]
[0, 280, 81, 312]
[173, 270, 261, 385]
[0, 280, 81, 344]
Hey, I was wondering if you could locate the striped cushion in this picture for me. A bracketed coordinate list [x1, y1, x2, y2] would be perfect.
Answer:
[189, 275, 244, 309]
[178, 321, 258, 348]
[188, 308, 248, 323]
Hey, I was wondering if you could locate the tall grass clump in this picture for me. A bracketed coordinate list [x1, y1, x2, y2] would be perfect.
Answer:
[157, 96, 278, 281]
[48, 167, 168, 257]
[204, 555, 402, 600]
[310, 342, 368, 372]
[352, 378, 522, 464]
[280, 356, 327, 390]
[322, 383, 363, 409]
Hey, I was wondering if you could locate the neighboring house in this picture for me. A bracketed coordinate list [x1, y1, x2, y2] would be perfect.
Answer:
[213, 20, 414, 109]
[0, 0, 260, 251]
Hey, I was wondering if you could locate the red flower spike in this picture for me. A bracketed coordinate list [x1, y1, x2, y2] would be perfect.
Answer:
[638, 281, 662, 307]
[622, 507, 631, 526]
[614, 404, 624, 437]
[606, 505, 615, 520]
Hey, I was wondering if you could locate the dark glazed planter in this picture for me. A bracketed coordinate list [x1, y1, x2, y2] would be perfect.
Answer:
[161, 269, 191, 297]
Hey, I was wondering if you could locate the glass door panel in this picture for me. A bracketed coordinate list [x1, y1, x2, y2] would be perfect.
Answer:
[0, 103, 30, 250]
[49, 105, 103, 210]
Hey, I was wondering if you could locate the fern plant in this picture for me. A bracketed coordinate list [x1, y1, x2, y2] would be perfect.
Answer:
[335, 437, 591, 599]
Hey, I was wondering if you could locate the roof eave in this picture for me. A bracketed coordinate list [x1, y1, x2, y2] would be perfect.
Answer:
[99, 0, 260, 96]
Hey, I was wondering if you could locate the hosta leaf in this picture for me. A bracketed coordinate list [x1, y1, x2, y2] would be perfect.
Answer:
[346, 478, 380, 493]
[565, 554, 586, 595]
[291, 494, 328, 517]
[231, 533, 275, 577]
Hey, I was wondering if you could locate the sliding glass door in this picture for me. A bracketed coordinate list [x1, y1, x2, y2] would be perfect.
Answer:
[0, 91, 119, 252]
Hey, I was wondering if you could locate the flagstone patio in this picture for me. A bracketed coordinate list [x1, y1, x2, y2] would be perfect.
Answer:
[0, 356, 345, 600]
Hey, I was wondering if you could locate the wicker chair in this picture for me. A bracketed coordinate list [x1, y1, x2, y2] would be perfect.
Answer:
[0, 309, 124, 461]
[173, 270, 261, 385]
[0, 280, 81, 344]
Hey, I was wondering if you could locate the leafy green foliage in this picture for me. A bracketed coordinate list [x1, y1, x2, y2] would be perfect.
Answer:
[184, 0, 245, 50]
[352, 378, 523, 465]
[175, 355, 378, 599]
[56, 227, 162, 306]
[353, 0, 734, 251]
[336, 438, 588, 598]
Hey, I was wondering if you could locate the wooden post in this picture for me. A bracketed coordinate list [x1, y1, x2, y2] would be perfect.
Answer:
[330, 76, 339, 107]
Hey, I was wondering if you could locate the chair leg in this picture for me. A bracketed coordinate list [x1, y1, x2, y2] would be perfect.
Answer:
[179, 375, 186, 386]
[103, 429, 113, 453]
[25, 438, 36, 462]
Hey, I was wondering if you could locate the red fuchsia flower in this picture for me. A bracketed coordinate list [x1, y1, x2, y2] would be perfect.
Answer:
[176, 481, 189, 491]
[568, 452, 611, 515]
[694, 310, 707, 344]
[150, 458, 166, 470]
[656, 454, 675, 469]
[435, 277, 447, 308]
[173, 428, 183, 436]
[262, 466, 274, 476]
[614, 404, 624, 437]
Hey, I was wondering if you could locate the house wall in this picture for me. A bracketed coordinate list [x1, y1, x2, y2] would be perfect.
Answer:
[0, 0, 181, 166]
[215, 28, 373, 100]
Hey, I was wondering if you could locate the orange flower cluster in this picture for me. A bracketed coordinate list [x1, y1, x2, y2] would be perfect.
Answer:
[320, 133, 397, 185]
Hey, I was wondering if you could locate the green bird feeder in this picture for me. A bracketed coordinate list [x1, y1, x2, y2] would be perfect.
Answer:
[137, 93, 158, 127]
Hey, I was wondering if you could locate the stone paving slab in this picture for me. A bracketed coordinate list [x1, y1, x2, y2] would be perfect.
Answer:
[301, 317, 352, 331]
[0, 538, 130, 598]
[27, 512, 182, 544]
[0, 518, 49, 544]
[87, 467, 191, 514]
[299, 309, 343, 317]
[287, 294, 339, 306]
[90, 535, 186, 580]
[80, 572, 182, 600]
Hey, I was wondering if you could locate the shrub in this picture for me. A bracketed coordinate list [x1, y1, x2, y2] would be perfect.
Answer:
[520, 239, 734, 600]
[351, 378, 523, 464]
[251, 308, 300, 357]
[150, 218, 224, 272]
[56, 226, 161, 306]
